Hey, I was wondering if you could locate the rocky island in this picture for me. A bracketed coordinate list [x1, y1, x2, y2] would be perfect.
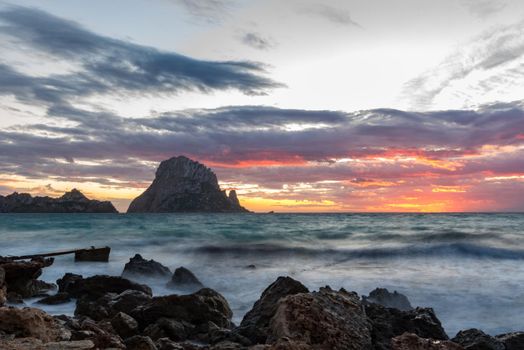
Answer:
[0, 189, 118, 213]
[127, 156, 250, 213]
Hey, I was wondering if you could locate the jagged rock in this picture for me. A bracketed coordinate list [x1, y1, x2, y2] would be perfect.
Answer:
[210, 340, 245, 350]
[496, 332, 524, 350]
[392, 333, 464, 350]
[452, 329, 505, 350]
[111, 312, 139, 339]
[143, 318, 189, 341]
[0, 307, 71, 343]
[0, 189, 117, 213]
[7, 291, 24, 304]
[122, 254, 172, 279]
[1, 258, 55, 298]
[237, 276, 309, 344]
[365, 303, 448, 350]
[127, 156, 250, 213]
[0, 267, 6, 306]
[362, 288, 413, 311]
[69, 317, 125, 349]
[155, 338, 206, 350]
[57, 273, 83, 293]
[131, 288, 233, 330]
[75, 289, 153, 321]
[37, 292, 71, 305]
[0, 338, 95, 350]
[125, 335, 158, 350]
[167, 267, 204, 291]
[60, 274, 152, 300]
[267, 286, 372, 350]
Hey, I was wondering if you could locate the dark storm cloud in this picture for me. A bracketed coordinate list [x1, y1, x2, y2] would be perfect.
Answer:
[0, 6, 280, 103]
[1, 101, 524, 188]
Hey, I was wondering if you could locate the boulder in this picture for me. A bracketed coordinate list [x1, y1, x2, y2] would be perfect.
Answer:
[365, 303, 448, 350]
[452, 329, 505, 350]
[237, 276, 309, 344]
[127, 156, 250, 213]
[1, 258, 55, 298]
[57, 273, 83, 293]
[0, 267, 6, 306]
[69, 317, 125, 349]
[0, 338, 95, 349]
[60, 274, 152, 300]
[362, 288, 413, 311]
[111, 312, 139, 339]
[0, 307, 71, 342]
[37, 292, 71, 305]
[122, 254, 171, 279]
[496, 332, 524, 350]
[167, 267, 204, 291]
[143, 318, 189, 341]
[75, 289, 153, 321]
[266, 286, 372, 350]
[392, 333, 464, 350]
[131, 288, 233, 330]
[0, 189, 117, 213]
[125, 335, 158, 350]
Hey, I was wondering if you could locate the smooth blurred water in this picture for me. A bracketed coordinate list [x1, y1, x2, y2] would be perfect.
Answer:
[0, 213, 523, 336]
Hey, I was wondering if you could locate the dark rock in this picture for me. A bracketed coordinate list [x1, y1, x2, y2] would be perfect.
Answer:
[362, 288, 413, 311]
[37, 292, 71, 305]
[392, 333, 464, 350]
[452, 329, 505, 350]
[0, 306, 71, 342]
[245, 265, 256, 270]
[143, 318, 188, 341]
[167, 267, 204, 291]
[237, 276, 309, 344]
[123, 254, 172, 279]
[73, 317, 125, 349]
[111, 312, 139, 339]
[75, 289, 153, 321]
[131, 288, 233, 330]
[0, 189, 118, 213]
[61, 274, 152, 300]
[6, 292, 24, 304]
[127, 156, 250, 213]
[365, 303, 448, 350]
[496, 332, 524, 350]
[125, 335, 158, 350]
[1, 257, 55, 298]
[266, 286, 372, 350]
[57, 273, 83, 293]
[210, 340, 245, 350]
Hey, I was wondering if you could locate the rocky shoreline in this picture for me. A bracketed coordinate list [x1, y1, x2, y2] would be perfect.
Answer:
[0, 255, 522, 350]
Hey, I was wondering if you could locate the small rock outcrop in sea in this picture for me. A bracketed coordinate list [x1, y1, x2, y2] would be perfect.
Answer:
[0, 188, 118, 213]
[122, 254, 172, 279]
[167, 266, 204, 291]
[496, 332, 524, 350]
[362, 287, 413, 311]
[0, 257, 55, 298]
[58, 274, 152, 300]
[452, 329, 505, 350]
[127, 156, 250, 213]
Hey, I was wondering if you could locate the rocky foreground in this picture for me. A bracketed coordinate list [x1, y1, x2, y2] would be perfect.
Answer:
[0, 255, 522, 350]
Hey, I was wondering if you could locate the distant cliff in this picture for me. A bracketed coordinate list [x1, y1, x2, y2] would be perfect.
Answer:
[127, 156, 250, 213]
[0, 189, 118, 213]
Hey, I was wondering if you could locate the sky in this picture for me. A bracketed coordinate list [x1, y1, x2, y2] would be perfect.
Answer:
[0, 0, 524, 212]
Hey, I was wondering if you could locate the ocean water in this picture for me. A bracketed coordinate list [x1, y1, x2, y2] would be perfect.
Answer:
[0, 213, 523, 336]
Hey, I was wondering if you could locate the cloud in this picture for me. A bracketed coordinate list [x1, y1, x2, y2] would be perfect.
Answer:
[299, 4, 361, 28]
[462, 0, 506, 18]
[403, 20, 524, 109]
[241, 32, 275, 50]
[0, 5, 281, 104]
[171, 0, 234, 23]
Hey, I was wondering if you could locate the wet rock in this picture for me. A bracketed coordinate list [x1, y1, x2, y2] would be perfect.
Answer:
[37, 292, 71, 305]
[0, 307, 71, 342]
[7, 291, 24, 304]
[237, 276, 309, 344]
[0, 338, 96, 349]
[75, 289, 153, 321]
[210, 340, 245, 350]
[1, 258, 55, 298]
[127, 156, 250, 213]
[365, 303, 448, 350]
[392, 333, 464, 350]
[75, 294, 114, 320]
[452, 329, 504, 350]
[131, 288, 233, 330]
[61, 274, 152, 300]
[362, 288, 413, 311]
[125, 335, 158, 350]
[111, 312, 139, 339]
[0, 267, 6, 306]
[496, 332, 524, 350]
[143, 318, 189, 341]
[167, 267, 204, 291]
[122, 254, 172, 279]
[266, 286, 372, 350]
[71, 317, 125, 349]
[57, 273, 83, 293]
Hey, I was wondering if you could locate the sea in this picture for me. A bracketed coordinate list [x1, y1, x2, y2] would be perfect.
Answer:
[0, 213, 523, 336]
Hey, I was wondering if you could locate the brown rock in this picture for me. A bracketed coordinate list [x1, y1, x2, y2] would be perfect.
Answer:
[268, 286, 372, 350]
[125, 335, 158, 350]
[452, 329, 504, 350]
[0, 307, 70, 342]
[111, 312, 139, 339]
[61, 274, 152, 300]
[495, 332, 524, 350]
[392, 333, 464, 350]
[237, 276, 309, 344]
[1, 258, 55, 298]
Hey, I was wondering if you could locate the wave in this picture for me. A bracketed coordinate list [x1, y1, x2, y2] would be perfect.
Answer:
[193, 242, 524, 260]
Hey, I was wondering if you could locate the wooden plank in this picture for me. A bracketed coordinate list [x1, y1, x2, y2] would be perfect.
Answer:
[7, 246, 111, 262]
